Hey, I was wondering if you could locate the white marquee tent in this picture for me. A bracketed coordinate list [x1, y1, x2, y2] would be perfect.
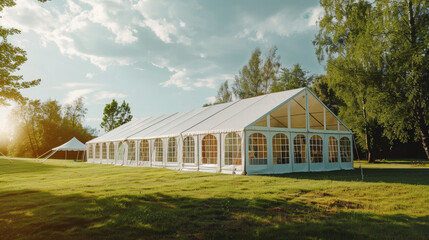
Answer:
[41, 137, 86, 162]
[86, 88, 353, 174]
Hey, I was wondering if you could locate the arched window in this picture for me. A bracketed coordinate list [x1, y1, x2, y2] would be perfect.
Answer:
[154, 139, 163, 162]
[225, 133, 242, 165]
[328, 137, 338, 162]
[88, 144, 93, 159]
[340, 137, 351, 162]
[248, 133, 267, 165]
[202, 135, 217, 164]
[108, 142, 114, 160]
[95, 143, 100, 159]
[140, 140, 149, 162]
[294, 134, 306, 163]
[167, 137, 177, 162]
[310, 135, 323, 163]
[102, 143, 107, 159]
[272, 133, 289, 164]
[128, 141, 136, 161]
[183, 136, 195, 164]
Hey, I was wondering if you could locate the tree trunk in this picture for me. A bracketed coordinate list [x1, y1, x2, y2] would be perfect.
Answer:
[362, 95, 374, 163]
[416, 108, 429, 160]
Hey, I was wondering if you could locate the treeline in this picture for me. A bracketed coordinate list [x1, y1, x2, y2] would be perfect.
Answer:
[3, 97, 97, 158]
[208, 0, 428, 162]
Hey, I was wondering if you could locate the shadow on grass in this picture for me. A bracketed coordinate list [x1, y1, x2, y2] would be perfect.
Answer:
[0, 158, 64, 175]
[0, 190, 428, 240]
[271, 168, 429, 186]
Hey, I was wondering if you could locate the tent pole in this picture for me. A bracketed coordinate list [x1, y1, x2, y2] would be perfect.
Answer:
[41, 150, 58, 163]
[37, 150, 52, 159]
[65, 151, 67, 160]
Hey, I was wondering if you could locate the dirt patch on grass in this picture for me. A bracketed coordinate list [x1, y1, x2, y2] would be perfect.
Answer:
[327, 199, 363, 209]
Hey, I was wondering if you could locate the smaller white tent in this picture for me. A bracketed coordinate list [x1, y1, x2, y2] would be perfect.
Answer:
[40, 137, 86, 163]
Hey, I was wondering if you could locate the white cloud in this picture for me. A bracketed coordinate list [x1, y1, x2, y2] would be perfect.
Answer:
[94, 91, 127, 100]
[85, 117, 102, 122]
[85, 73, 94, 79]
[179, 20, 186, 27]
[236, 6, 323, 42]
[194, 74, 233, 88]
[307, 6, 324, 26]
[54, 82, 102, 89]
[206, 96, 216, 104]
[160, 67, 193, 91]
[67, 0, 82, 14]
[63, 88, 95, 104]
[199, 53, 206, 58]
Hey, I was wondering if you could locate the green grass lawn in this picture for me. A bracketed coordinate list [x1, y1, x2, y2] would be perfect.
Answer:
[1, 157, 428, 240]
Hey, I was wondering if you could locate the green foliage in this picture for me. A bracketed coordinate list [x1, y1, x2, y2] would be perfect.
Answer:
[215, 80, 232, 104]
[310, 75, 343, 115]
[1, 158, 429, 239]
[271, 64, 314, 93]
[63, 97, 87, 129]
[232, 46, 280, 99]
[7, 99, 96, 157]
[100, 99, 133, 132]
[0, 1, 41, 105]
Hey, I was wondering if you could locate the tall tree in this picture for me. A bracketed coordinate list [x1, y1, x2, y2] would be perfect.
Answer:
[310, 75, 343, 115]
[0, 1, 41, 105]
[232, 46, 281, 99]
[100, 99, 133, 132]
[64, 97, 87, 129]
[314, 0, 428, 161]
[271, 64, 315, 92]
[314, 0, 387, 162]
[374, 0, 429, 159]
[215, 80, 232, 104]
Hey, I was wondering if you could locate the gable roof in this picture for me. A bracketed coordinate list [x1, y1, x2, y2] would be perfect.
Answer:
[87, 88, 350, 144]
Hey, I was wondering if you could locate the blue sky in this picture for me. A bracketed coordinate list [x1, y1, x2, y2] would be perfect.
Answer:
[1, 0, 325, 135]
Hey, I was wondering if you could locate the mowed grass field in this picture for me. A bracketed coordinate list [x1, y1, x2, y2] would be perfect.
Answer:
[0, 158, 428, 240]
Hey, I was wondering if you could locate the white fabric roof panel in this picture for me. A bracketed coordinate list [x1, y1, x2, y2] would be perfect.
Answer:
[183, 88, 304, 135]
[87, 88, 330, 144]
[53, 137, 86, 151]
[127, 101, 235, 140]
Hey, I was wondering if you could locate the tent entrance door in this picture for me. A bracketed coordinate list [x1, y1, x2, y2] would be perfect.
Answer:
[291, 132, 308, 172]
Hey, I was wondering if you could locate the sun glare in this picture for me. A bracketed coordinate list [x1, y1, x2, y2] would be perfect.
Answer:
[0, 106, 14, 135]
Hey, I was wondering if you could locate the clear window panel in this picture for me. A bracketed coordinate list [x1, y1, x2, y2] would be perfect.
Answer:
[340, 137, 352, 162]
[272, 133, 289, 164]
[140, 140, 149, 162]
[310, 135, 323, 163]
[248, 133, 267, 165]
[108, 143, 114, 160]
[167, 138, 177, 162]
[224, 133, 242, 165]
[202, 135, 217, 164]
[183, 136, 195, 164]
[253, 116, 267, 127]
[128, 141, 136, 161]
[308, 94, 325, 130]
[290, 92, 306, 129]
[154, 139, 163, 162]
[88, 144, 93, 159]
[339, 122, 348, 131]
[95, 144, 101, 159]
[326, 110, 339, 130]
[102, 143, 107, 159]
[270, 103, 288, 128]
[293, 134, 306, 163]
[328, 137, 339, 162]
